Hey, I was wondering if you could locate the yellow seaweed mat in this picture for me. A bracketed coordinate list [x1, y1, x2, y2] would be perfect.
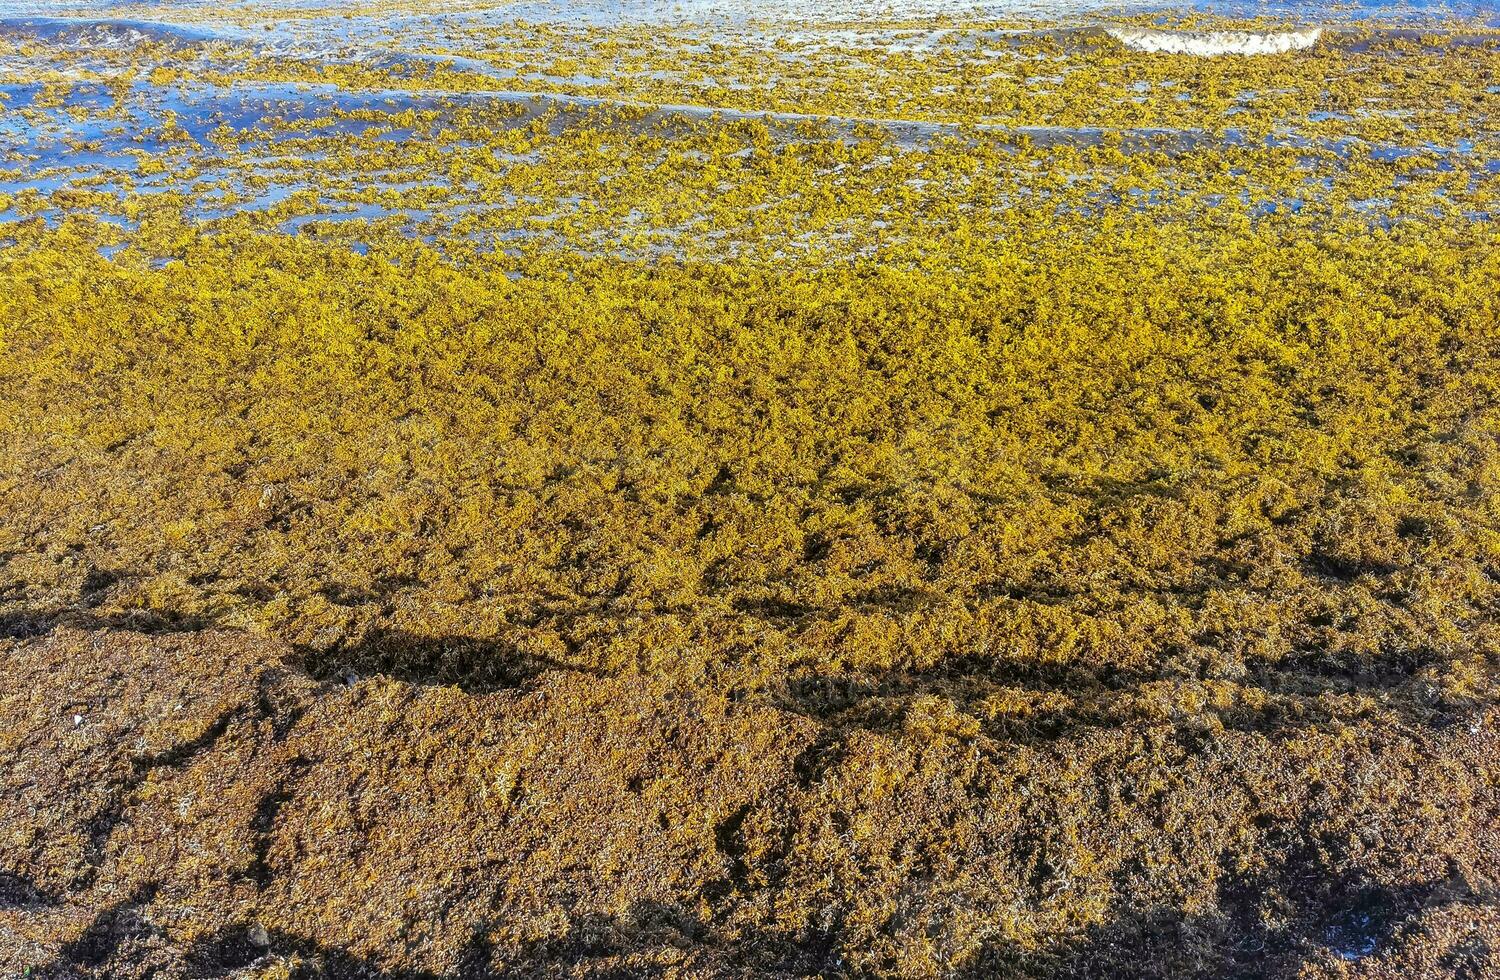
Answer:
[1, 217, 1498, 976]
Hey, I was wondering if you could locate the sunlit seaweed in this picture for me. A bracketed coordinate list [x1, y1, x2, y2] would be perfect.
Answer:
[1, 3, 1498, 978]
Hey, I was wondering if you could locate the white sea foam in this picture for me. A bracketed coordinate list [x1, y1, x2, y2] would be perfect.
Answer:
[1105, 27, 1324, 56]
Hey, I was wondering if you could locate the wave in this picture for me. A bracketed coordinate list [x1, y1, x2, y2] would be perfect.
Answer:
[1105, 27, 1324, 55]
[0, 17, 213, 51]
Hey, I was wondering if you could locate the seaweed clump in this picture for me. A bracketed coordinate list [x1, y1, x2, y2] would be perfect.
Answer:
[0, 216, 1497, 976]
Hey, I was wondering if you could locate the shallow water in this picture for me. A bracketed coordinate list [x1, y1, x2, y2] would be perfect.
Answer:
[0, 0, 1495, 256]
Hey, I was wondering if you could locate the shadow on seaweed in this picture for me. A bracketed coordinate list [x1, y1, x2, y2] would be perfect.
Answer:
[180, 901, 734, 979]
[1, 580, 595, 695]
[299, 627, 607, 694]
[959, 873, 1489, 980]
[0, 564, 214, 640]
[767, 645, 1470, 747]
[39, 884, 162, 977]
[0, 605, 224, 642]
[0, 869, 60, 910]
[0, 605, 604, 696]
[183, 923, 453, 979]
[54, 877, 1487, 979]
